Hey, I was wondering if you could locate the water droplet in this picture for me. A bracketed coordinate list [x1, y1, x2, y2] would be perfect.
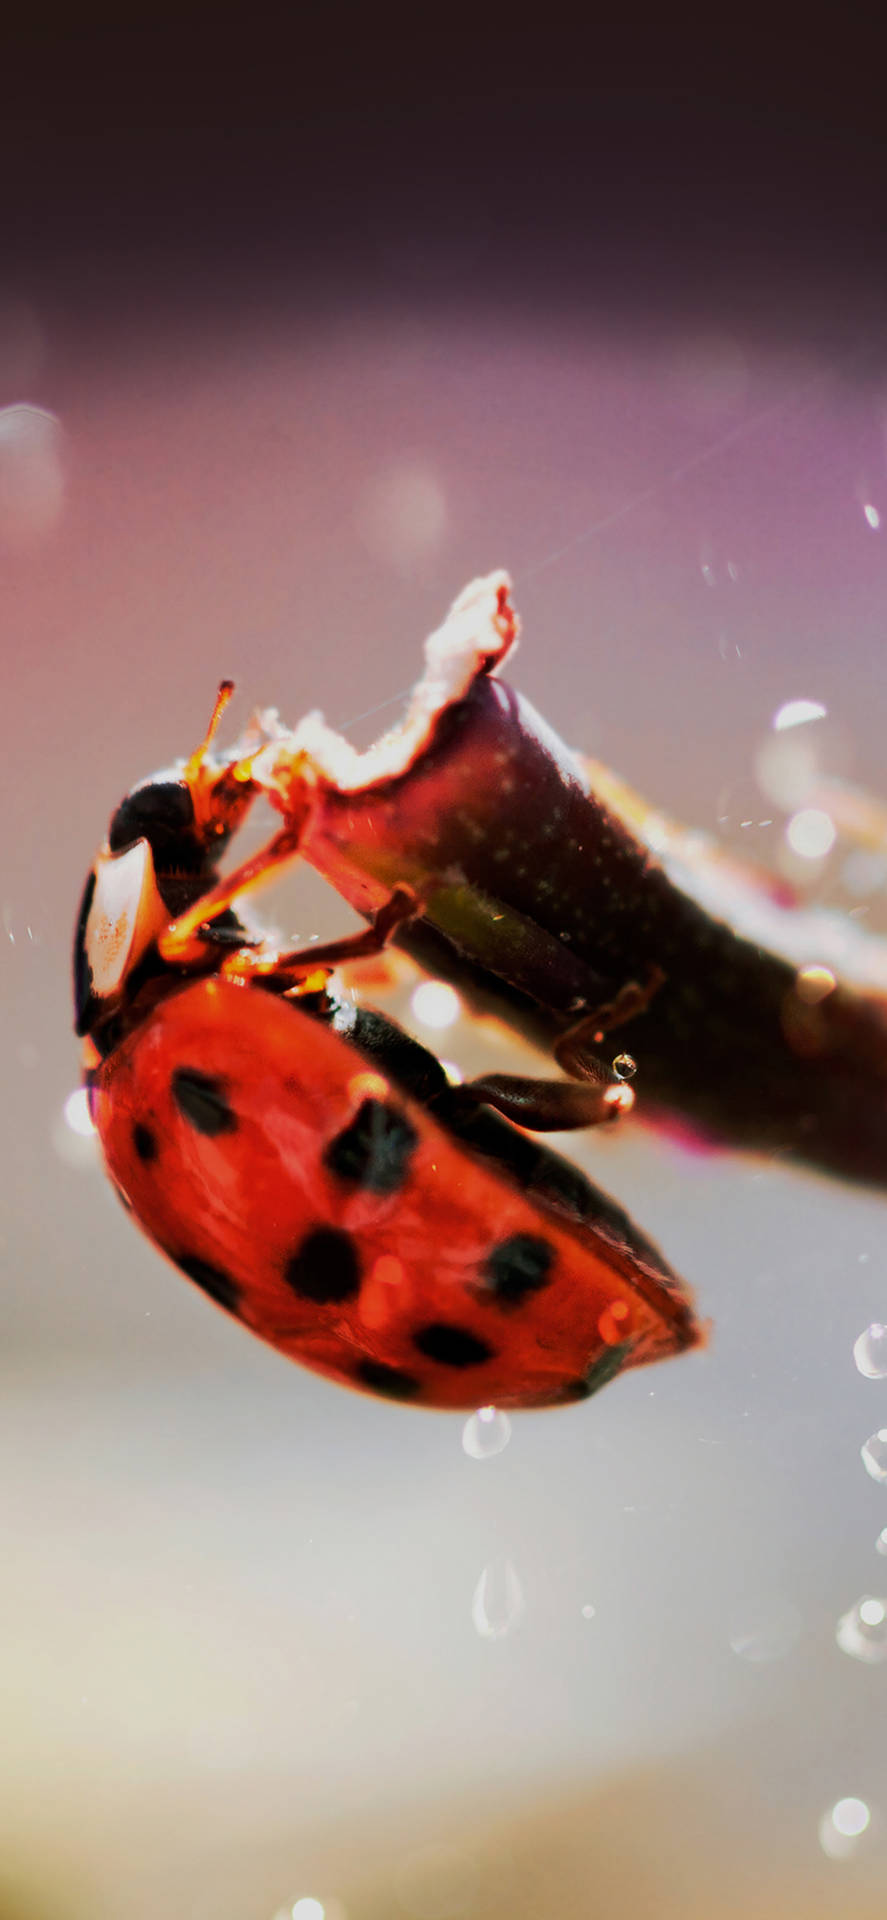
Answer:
[854, 1324, 887, 1379]
[471, 1558, 524, 1641]
[612, 1052, 637, 1080]
[836, 1595, 887, 1664]
[861, 1430, 887, 1483]
[462, 1406, 511, 1460]
[876, 1528, 887, 1558]
[819, 1796, 872, 1860]
[580, 1602, 596, 1620]
[597, 1301, 632, 1347]
[863, 502, 881, 530]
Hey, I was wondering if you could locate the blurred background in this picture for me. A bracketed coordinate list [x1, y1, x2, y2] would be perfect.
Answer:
[3, 10, 887, 1916]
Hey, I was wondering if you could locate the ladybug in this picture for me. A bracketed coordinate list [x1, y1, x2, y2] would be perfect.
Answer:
[73, 686, 701, 1411]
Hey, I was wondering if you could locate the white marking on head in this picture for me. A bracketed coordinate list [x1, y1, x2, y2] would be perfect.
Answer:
[84, 840, 168, 1001]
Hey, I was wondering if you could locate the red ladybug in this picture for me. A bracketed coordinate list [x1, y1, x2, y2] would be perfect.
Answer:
[73, 688, 700, 1411]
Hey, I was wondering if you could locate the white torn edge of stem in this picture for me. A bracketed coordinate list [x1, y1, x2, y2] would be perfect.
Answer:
[254, 570, 518, 795]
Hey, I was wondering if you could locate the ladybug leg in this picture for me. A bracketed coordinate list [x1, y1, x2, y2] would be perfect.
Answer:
[454, 969, 665, 1130]
[453, 1064, 634, 1132]
[158, 811, 313, 965]
[553, 963, 666, 1081]
[242, 885, 421, 990]
[568, 967, 664, 1044]
[457, 965, 665, 1132]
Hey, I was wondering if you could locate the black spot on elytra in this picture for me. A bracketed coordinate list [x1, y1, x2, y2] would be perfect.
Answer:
[284, 1226, 362, 1304]
[323, 1098, 418, 1194]
[132, 1121, 158, 1163]
[413, 1322, 494, 1368]
[174, 1251, 241, 1315]
[563, 1340, 632, 1401]
[483, 1233, 554, 1307]
[355, 1358, 421, 1400]
[171, 1067, 237, 1136]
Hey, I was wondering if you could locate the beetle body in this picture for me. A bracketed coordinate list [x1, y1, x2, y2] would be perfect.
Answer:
[74, 699, 700, 1411]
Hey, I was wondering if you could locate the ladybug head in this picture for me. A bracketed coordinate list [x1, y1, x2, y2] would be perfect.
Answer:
[104, 764, 244, 907]
[107, 776, 206, 874]
[74, 683, 257, 1040]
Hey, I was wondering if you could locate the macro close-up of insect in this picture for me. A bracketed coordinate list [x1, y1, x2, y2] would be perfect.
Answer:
[72, 567, 887, 1422]
[8, 23, 887, 1920]
[72, 627, 701, 1413]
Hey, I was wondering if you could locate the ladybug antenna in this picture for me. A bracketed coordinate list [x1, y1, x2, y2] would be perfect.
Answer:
[184, 680, 236, 783]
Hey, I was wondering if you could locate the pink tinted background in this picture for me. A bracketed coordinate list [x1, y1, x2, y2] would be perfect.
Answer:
[3, 23, 887, 1920]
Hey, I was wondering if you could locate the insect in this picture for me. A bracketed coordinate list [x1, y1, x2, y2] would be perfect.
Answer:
[73, 686, 701, 1411]
[250, 572, 887, 1190]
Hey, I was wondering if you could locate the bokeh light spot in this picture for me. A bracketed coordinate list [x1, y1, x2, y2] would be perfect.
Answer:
[410, 981, 461, 1029]
[786, 808, 836, 859]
